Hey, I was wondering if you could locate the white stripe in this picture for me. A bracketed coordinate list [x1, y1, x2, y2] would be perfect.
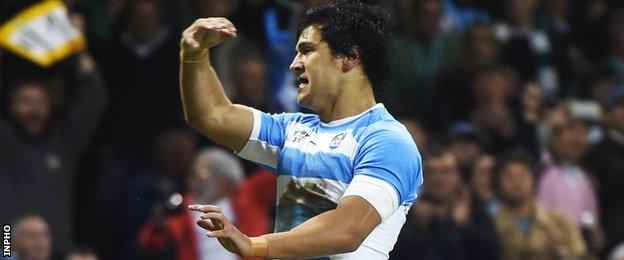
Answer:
[284, 125, 359, 162]
[341, 175, 399, 221]
[237, 109, 280, 168]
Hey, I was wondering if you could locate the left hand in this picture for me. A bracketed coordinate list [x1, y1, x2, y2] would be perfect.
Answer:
[189, 204, 252, 256]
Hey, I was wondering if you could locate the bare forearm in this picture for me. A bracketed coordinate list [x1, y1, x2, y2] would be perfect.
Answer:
[259, 198, 380, 259]
[179, 49, 231, 124]
[179, 49, 252, 150]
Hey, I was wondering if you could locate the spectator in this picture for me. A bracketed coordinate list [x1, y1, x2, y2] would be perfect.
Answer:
[583, 86, 624, 254]
[232, 168, 277, 241]
[392, 147, 501, 260]
[230, 46, 269, 112]
[469, 154, 498, 214]
[96, 0, 183, 167]
[12, 215, 54, 260]
[447, 122, 483, 177]
[138, 147, 244, 260]
[0, 52, 106, 254]
[386, 0, 461, 125]
[492, 149, 587, 259]
[126, 129, 197, 259]
[494, 0, 559, 100]
[434, 22, 502, 130]
[537, 109, 603, 253]
[536, 0, 593, 98]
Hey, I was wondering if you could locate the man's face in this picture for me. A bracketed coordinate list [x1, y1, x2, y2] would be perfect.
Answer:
[552, 120, 589, 163]
[498, 163, 534, 207]
[9, 85, 51, 139]
[424, 153, 461, 202]
[14, 217, 52, 260]
[290, 26, 344, 111]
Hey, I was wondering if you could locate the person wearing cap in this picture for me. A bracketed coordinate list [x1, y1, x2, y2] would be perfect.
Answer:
[583, 86, 624, 255]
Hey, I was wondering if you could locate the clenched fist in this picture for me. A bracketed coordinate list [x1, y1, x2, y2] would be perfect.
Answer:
[180, 17, 237, 55]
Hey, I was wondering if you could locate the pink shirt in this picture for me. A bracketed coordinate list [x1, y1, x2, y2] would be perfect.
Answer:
[537, 161, 599, 229]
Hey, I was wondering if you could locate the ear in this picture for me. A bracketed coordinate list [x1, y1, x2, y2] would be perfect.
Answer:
[342, 46, 361, 72]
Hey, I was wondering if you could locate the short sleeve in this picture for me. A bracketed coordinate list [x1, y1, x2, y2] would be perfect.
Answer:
[237, 109, 300, 169]
[345, 127, 423, 218]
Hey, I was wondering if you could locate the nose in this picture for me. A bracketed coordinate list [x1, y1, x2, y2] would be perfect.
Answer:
[289, 53, 304, 74]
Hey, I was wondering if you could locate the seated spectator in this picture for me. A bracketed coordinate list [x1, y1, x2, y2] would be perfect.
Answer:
[447, 122, 483, 177]
[12, 215, 54, 260]
[492, 150, 587, 259]
[138, 147, 244, 260]
[583, 86, 624, 254]
[65, 247, 98, 260]
[537, 109, 603, 252]
[232, 168, 277, 239]
[469, 154, 498, 214]
[391, 147, 501, 260]
[0, 52, 106, 254]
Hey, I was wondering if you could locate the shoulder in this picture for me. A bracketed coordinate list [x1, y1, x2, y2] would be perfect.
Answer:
[359, 118, 416, 150]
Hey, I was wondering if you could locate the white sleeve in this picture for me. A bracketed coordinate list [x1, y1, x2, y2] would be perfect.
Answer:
[341, 175, 399, 221]
[236, 109, 280, 168]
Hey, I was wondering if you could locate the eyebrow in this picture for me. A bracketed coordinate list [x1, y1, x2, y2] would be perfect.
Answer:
[295, 41, 316, 52]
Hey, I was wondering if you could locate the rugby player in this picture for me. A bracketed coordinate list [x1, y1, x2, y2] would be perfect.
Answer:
[179, 1, 423, 259]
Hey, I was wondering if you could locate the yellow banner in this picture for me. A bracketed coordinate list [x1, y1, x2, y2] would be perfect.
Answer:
[0, 0, 86, 67]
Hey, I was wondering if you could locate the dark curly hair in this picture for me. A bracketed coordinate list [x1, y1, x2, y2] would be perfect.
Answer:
[297, 0, 393, 98]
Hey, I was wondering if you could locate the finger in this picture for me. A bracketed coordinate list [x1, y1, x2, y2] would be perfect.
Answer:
[188, 204, 221, 213]
[197, 219, 217, 231]
[200, 212, 228, 222]
[207, 229, 226, 238]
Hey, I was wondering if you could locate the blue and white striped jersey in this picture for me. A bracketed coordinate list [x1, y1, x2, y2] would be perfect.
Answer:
[238, 103, 423, 259]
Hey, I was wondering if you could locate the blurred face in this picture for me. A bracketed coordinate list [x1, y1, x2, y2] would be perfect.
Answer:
[411, 0, 442, 39]
[498, 163, 534, 207]
[473, 71, 509, 105]
[450, 139, 481, 169]
[465, 25, 497, 66]
[607, 105, 624, 134]
[14, 217, 52, 260]
[9, 85, 51, 139]
[128, 0, 162, 42]
[155, 132, 196, 179]
[235, 59, 267, 108]
[195, 0, 238, 17]
[290, 26, 344, 111]
[188, 155, 212, 195]
[67, 252, 98, 260]
[506, 0, 536, 26]
[471, 155, 494, 188]
[424, 153, 461, 202]
[552, 120, 589, 163]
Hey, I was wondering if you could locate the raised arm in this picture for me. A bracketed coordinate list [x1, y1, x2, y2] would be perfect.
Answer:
[179, 17, 253, 151]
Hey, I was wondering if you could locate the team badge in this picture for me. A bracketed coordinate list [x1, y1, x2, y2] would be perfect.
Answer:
[329, 132, 347, 149]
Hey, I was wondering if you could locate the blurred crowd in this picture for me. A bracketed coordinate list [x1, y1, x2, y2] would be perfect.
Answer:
[1, 0, 624, 259]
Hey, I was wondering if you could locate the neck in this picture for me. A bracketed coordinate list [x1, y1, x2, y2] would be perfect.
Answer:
[317, 73, 377, 123]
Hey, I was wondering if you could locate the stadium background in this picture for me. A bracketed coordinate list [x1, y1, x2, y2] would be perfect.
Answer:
[1, 0, 624, 259]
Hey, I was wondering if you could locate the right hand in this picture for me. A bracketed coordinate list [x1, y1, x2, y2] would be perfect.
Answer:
[180, 17, 237, 54]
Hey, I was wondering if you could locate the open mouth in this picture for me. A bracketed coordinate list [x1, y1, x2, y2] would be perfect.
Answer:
[296, 76, 309, 89]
